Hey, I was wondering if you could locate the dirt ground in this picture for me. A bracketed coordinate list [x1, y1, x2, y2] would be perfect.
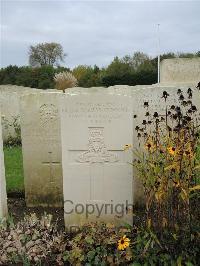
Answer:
[7, 197, 65, 229]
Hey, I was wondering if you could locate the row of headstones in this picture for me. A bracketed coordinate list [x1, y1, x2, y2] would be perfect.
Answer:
[1, 84, 200, 227]
[0, 85, 61, 141]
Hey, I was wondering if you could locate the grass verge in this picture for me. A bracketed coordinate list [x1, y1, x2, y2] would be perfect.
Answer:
[4, 146, 24, 193]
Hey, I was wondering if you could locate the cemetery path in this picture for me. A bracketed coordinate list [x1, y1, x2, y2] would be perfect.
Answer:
[8, 198, 65, 229]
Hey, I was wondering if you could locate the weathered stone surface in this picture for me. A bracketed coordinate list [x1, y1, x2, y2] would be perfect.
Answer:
[0, 85, 40, 93]
[0, 92, 21, 141]
[0, 114, 8, 218]
[160, 58, 200, 84]
[65, 87, 108, 95]
[65, 85, 146, 96]
[60, 92, 133, 227]
[0, 86, 43, 141]
[20, 92, 63, 207]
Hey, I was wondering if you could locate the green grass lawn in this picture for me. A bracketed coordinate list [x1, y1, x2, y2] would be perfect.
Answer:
[4, 146, 24, 193]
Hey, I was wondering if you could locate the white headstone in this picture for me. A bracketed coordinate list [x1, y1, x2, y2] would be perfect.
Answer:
[0, 86, 43, 141]
[60, 92, 133, 227]
[0, 114, 8, 218]
[160, 58, 200, 84]
[20, 93, 63, 207]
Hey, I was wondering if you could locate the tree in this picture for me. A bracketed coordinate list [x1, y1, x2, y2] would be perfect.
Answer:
[72, 65, 101, 87]
[0, 65, 21, 84]
[29, 42, 66, 67]
[196, 51, 200, 57]
[121, 52, 150, 71]
[105, 57, 132, 76]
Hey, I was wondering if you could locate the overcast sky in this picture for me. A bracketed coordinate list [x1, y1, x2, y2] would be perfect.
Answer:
[1, 0, 199, 69]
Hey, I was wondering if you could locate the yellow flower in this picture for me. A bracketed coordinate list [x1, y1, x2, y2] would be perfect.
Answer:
[167, 146, 176, 156]
[118, 235, 130, 250]
[123, 144, 132, 151]
[145, 140, 156, 153]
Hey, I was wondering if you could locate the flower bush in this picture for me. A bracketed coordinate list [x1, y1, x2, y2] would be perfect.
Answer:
[61, 223, 132, 265]
[133, 87, 200, 231]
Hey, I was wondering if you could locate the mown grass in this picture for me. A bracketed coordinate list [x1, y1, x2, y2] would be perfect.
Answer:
[4, 146, 24, 193]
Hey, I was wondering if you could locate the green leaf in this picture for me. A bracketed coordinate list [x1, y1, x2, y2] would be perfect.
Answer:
[63, 251, 70, 262]
[185, 262, 194, 266]
[177, 256, 182, 266]
[85, 235, 94, 245]
[87, 250, 96, 262]
[189, 185, 200, 191]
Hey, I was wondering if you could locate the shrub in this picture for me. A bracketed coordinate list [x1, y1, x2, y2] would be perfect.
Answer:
[0, 214, 64, 265]
[54, 71, 77, 92]
[2, 115, 21, 147]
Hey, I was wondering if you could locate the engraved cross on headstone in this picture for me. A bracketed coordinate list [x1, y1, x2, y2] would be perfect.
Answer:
[42, 151, 60, 190]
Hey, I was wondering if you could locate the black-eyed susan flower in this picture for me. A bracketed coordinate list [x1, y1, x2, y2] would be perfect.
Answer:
[123, 144, 132, 151]
[162, 90, 169, 100]
[145, 139, 156, 153]
[153, 112, 159, 118]
[177, 89, 182, 94]
[167, 146, 176, 156]
[118, 235, 130, 251]
[191, 105, 197, 112]
[179, 94, 184, 101]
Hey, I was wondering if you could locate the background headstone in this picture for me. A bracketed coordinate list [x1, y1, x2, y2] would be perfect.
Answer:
[160, 58, 200, 84]
[20, 92, 63, 207]
[0, 114, 8, 218]
[60, 92, 133, 227]
[0, 85, 43, 142]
